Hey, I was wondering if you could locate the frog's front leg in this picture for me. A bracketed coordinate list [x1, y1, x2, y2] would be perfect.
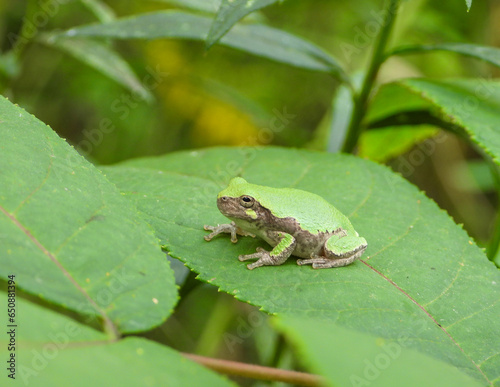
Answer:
[204, 221, 255, 243]
[297, 232, 367, 269]
[239, 232, 296, 270]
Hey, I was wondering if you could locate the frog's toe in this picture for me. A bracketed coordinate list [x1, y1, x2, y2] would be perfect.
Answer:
[203, 225, 214, 231]
[247, 261, 264, 270]
[297, 257, 328, 266]
[238, 252, 260, 261]
[312, 262, 333, 269]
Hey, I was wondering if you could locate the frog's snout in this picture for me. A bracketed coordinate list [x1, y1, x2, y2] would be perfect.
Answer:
[217, 196, 230, 216]
[217, 196, 229, 208]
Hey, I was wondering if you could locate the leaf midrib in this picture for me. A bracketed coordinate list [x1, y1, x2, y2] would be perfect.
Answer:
[0, 204, 119, 340]
[361, 259, 491, 385]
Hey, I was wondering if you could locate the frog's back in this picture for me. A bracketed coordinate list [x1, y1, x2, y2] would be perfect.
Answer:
[254, 185, 353, 234]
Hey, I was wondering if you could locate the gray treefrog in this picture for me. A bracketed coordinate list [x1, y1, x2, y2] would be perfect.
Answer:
[204, 177, 367, 270]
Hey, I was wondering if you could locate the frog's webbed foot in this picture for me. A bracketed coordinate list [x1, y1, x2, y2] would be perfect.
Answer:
[204, 221, 255, 243]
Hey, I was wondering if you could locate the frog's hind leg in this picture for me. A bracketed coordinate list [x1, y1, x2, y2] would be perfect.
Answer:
[297, 233, 367, 269]
[309, 249, 365, 268]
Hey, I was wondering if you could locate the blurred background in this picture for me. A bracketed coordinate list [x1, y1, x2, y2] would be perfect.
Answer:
[1, 1, 499, 380]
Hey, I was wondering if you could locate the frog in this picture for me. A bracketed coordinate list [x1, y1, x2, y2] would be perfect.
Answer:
[204, 177, 367, 270]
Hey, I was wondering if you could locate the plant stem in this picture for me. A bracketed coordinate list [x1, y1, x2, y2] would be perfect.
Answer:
[194, 295, 235, 356]
[182, 352, 324, 387]
[12, 0, 38, 57]
[341, 0, 401, 153]
[269, 332, 287, 368]
[486, 162, 500, 265]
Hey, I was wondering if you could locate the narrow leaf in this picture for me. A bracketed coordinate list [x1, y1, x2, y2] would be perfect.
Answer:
[39, 34, 153, 102]
[61, 11, 348, 82]
[0, 96, 177, 334]
[309, 73, 360, 152]
[389, 43, 500, 69]
[157, 0, 221, 13]
[327, 73, 364, 152]
[206, 0, 281, 48]
[103, 147, 500, 385]
[80, 0, 116, 23]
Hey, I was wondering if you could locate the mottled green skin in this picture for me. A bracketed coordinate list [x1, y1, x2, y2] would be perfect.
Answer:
[206, 177, 367, 269]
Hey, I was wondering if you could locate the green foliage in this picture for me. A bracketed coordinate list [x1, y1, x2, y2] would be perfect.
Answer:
[159, 0, 221, 13]
[0, 294, 234, 386]
[359, 126, 438, 163]
[102, 147, 500, 385]
[3, 0, 500, 386]
[274, 315, 483, 387]
[206, 0, 283, 48]
[61, 10, 347, 80]
[371, 79, 500, 164]
[0, 96, 177, 334]
[389, 43, 500, 69]
[38, 34, 152, 101]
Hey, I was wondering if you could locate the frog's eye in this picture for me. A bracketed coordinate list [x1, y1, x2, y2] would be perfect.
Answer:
[240, 195, 254, 208]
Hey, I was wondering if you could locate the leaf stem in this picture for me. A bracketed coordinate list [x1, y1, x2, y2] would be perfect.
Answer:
[341, 0, 401, 153]
[182, 352, 324, 386]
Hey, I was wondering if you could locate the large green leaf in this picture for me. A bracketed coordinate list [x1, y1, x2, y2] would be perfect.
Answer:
[206, 0, 282, 48]
[0, 96, 177, 334]
[389, 43, 500, 69]
[38, 34, 152, 102]
[275, 315, 483, 387]
[61, 10, 348, 81]
[102, 147, 500, 385]
[0, 293, 234, 386]
[369, 79, 500, 165]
